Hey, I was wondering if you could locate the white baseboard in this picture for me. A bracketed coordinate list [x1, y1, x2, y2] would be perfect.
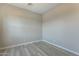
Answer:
[0, 40, 42, 50]
[43, 40, 79, 56]
[1, 40, 79, 56]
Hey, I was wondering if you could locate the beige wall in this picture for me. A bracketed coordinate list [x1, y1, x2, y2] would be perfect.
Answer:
[0, 5, 5, 48]
[0, 4, 42, 48]
[43, 4, 79, 53]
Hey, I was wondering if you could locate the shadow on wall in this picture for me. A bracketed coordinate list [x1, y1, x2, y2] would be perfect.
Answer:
[0, 17, 6, 48]
[43, 4, 76, 23]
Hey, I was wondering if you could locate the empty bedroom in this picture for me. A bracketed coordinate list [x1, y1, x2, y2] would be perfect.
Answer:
[0, 3, 79, 56]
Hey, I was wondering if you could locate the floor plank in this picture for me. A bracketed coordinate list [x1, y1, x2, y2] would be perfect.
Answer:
[0, 41, 77, 56]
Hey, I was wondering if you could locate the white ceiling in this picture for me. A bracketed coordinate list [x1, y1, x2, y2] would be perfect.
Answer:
[9, 3, 58, 14]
